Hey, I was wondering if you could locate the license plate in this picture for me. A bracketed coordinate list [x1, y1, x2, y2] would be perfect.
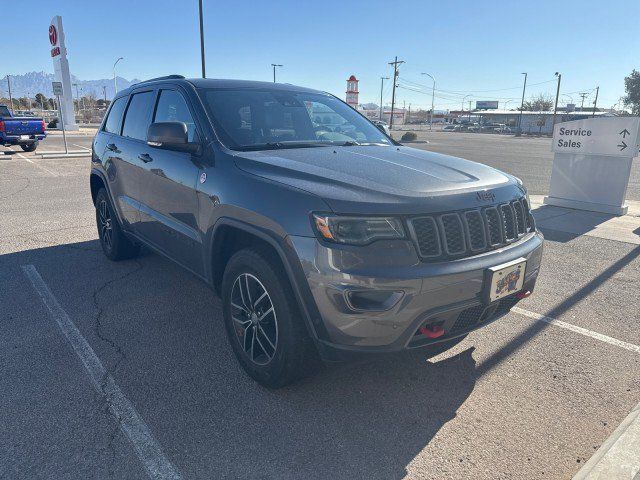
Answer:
[20, 135, 29, 140]
[484, 258, 526, 302]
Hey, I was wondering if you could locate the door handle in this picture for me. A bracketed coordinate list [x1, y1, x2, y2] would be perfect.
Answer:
[106, 143, 118, 152]
[138, 153, 153, 163]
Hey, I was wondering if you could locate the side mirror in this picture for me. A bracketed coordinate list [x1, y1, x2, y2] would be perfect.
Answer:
[147, 122, 200, 154]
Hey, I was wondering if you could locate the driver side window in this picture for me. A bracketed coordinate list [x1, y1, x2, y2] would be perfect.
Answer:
[154, 90, 197, 142]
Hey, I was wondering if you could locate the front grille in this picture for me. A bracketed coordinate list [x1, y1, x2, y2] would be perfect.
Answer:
[450, 296, 519, 335]
[409, 196, 533, 261]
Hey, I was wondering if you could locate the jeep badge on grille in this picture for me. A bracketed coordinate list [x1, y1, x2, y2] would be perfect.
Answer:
[476, 191, 495, 202]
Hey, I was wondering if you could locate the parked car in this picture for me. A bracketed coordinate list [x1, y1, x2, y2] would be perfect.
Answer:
[442, 124, 456, 131]
[90, 76, 543, 387]
[0, 104, 47, 151]
[371, 119, 391, 136]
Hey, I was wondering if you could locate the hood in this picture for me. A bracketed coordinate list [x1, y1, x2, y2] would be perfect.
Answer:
[233, 145, 523, 214]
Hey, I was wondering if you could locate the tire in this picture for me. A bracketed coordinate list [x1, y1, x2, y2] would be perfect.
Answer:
[95, 188, 139, 261]
[20, 142, 38, 152]
[221, 248, 317, 388]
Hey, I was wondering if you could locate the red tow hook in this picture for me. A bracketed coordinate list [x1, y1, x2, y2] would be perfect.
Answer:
[419, 324, 445, 339]
[516, 290, 532, 299]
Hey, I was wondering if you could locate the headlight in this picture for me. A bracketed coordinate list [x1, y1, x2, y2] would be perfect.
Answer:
[312, 214, 405, 245]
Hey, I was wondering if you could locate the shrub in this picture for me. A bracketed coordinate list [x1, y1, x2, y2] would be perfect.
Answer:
[401, 131, 418, 141]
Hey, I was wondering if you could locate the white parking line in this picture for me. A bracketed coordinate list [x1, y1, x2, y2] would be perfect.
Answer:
[72, 143, 91, 151]
[16, 153, 59, 177]
[513, 306, 640, 354]
[21, 265, 182, 480]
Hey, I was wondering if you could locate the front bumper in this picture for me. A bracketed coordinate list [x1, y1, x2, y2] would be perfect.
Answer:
[290, 231, 543, 357]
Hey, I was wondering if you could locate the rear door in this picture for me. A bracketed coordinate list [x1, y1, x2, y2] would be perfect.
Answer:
[98, 95, 142, 228]
[136, 87, 203, 274]
[118, 89, 157, 233]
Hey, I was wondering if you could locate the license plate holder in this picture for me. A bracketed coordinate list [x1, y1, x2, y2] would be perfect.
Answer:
[20, 135, 30, 141]
[484, 258, 527, 303]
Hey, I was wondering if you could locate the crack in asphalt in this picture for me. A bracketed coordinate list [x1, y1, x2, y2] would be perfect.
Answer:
[90, 259, 144, 476]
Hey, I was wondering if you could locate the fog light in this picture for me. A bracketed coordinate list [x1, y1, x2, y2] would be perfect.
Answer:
[345, 290, 403, 312]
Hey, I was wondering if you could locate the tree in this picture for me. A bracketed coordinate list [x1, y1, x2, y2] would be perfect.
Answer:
[35, 93, 49, 110]
[521, 93, 554, 111]
[623, 69, 640, 115]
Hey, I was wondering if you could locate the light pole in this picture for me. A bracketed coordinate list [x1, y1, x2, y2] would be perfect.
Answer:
[421, 72, 435, 131]
[517, 72, 527, 136]
[462, 94, 472, 122]
[113, 57, 124, 95]
[73, 83, 79, 113]
[271, 64, 283, 83]
[198, 0, 206, 78]
[552, 72, 561, 129]
[379, 76, 389, 120]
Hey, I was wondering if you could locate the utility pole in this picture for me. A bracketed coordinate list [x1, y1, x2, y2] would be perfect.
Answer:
[592, 86, 599, 118]
[407, 103, 411, 124]
[552, 72, 561, 129]
[379, 77, 389, 120]
[102, 86, 107, 104]
[388, 56, 404, 129]
[579, 92, 588, 111]
[271, 64, 283, 83]
[199, 0, 206, 78]
[6, 75, 14, 114]
[517, 72, 527, 136]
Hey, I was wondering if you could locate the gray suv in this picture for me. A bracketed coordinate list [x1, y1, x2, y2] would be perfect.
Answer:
[90, 76, 543, 387]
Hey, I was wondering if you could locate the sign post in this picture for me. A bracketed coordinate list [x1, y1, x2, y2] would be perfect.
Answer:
[543, 117, 640, 215]
[52, 81, 68, 154]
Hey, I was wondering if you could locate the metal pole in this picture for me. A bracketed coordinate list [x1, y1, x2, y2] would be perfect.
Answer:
[103, 86, 107, 104]
[7, 75, 14, 115]
[57, 94, 68, 154]
[73, 83, 79, 114]
[592, 86, 599, 118]
[379, 77, 388, 120]
[552, 72, 561, 129]
[271, 64, 282, 83]
[421, 73, 435, 131]
[113, 57, 123, 94]
[199, 0, 206, 78]
[579, 92, 587, 111]
[517, 72, 527, 136]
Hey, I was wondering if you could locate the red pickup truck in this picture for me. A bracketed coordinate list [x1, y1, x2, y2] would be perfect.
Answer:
[0, 105, 47, 152]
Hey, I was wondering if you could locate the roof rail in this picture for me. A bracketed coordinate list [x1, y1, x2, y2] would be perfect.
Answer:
[136, 75, 185, 84]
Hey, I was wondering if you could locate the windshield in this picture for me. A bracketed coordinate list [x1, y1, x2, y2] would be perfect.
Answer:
[200, 88, 393, 151]
[0, 105, 11, 117]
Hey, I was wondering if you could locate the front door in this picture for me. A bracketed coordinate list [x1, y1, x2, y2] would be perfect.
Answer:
[136, 88, 203, 275]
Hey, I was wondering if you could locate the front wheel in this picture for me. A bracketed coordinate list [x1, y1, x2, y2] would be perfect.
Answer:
[20, 142, 38, 152]
[95, 188, 139, 261]
[221, 248, 317, 388]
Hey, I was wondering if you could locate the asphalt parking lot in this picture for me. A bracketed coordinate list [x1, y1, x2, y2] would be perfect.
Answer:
[1, 131, 639, 479]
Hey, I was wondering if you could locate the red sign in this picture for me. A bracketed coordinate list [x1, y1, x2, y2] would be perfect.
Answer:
[51, 47, 61, 58]
[49, 25, 58, 46]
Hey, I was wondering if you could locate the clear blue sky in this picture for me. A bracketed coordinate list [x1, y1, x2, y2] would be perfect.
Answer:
[2, 0, 639, 110]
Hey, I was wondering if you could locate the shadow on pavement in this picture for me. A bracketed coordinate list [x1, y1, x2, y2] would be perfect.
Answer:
[3, 240, 479, 479]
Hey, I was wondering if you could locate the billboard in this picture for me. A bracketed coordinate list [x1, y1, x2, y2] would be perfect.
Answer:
[476, 101, 499, 110]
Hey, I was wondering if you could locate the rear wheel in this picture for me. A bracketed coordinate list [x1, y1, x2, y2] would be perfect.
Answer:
[95, 188, 139, 261]
[20, 142, 38, 152]
[221, 248, 317, 388]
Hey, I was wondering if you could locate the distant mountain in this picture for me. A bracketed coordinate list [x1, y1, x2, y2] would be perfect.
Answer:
[0, 71, 141, 100]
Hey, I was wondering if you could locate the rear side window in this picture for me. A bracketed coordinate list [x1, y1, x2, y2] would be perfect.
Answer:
[154, 90, 197, 142]
[103, 96, 127, 134]
[122, 91, 155, 141]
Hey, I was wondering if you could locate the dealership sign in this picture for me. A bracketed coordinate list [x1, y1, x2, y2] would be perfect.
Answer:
[476, 101, 498, 110]
[49, 16, 78, 130]
[552, 117, 640, 158]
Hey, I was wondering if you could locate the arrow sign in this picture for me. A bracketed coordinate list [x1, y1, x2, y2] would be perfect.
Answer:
[617, 141, 627, 151]
[619, 128, 630, 138]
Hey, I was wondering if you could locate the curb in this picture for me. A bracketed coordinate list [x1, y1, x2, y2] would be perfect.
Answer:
[573, 401, 640, 479]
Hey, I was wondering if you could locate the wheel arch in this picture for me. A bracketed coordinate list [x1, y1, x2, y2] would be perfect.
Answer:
[207, 218, 329, 343]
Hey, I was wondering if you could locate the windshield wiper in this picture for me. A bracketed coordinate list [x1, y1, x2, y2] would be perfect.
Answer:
[238, 141, 331, 151]
[340, 140, 360, 146]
